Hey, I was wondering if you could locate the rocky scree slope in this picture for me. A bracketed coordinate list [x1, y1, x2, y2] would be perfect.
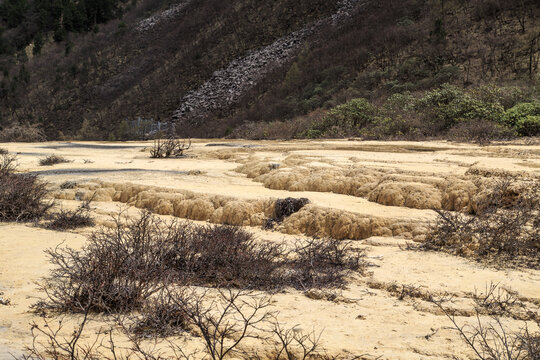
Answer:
[172, 0, 366, 127]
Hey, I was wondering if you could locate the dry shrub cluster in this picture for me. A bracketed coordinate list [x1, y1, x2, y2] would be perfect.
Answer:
[39, 154, 70, 166]
[471, 283, 537, 322]
[23, 289, 349, 360]
[446, 120, 517, 145]
[27, 211, 365, 359]
[150, 138, 191, 158]
[289, 238, 364, 291]
[36, 211, 365, 314]
[0, 153, 52, 222]
[159, 288, 273, 359]
[130, 289, 331, 359]
[129, 291, 190, 338]
[232, 111, 323, 140]
[164, 223, 285, 289]
[46, 206, 94, 230]
[0, 152, 17, 176]
[0, 124, 46, 142]
[37, 212, 175, 313]
[423, 177, 540, 268]
[431, 286, 539, 360]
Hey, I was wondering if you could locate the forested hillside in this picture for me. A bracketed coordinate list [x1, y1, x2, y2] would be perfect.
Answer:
[0, 0, 538, 140]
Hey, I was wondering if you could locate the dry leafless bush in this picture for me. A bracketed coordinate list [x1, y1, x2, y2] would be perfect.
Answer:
[19, 306, 193, 360]
[123, 287, 348, 360]
[158, 220, 365, 290]
[472, 283, 529, 321]
[45, 192, 95, 230]
[430, 293, 539, 360]
[0, 154, 53, 222]
[39, 155, 70, 166]
[20, 286, 349, 360]
[161, 224, 286, 289]
[0, 152, 17, 176]
[447, 120, 517, 145]
[164, 288, 273, 360]
[270, 323, 324, 360]
[35, 212, 170, 313]
[423, 177, 540, 268]
[46, 207, 94, 230]
[289, 238, 366, 290]
[19, 309, 98, 360]
[0, 124, 46, 142]
[129, 291, 190, 338]
[36, 211, 366, 314]
[150, 138, 191, 158]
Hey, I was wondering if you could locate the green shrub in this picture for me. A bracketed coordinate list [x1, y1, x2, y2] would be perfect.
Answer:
[310, 98, 375, 136]
[358, 92, 425, 139]
[503, 102, 540, 127]
[470, 85, 526, 109]
[430, 65, 460, 86]
[324, 98, 375, 128]
[515, 115, 540, 137]
[298, 85, 536, 140]
[382, 92, 416, 112]
[415, 84, 464, 108]
[360, 116, 419, 140]
[415, 84, 505, 130]
[305, 129, 322, 139]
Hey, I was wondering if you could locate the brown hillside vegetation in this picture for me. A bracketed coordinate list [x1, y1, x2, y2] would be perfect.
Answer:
[0, 0, 538, 140]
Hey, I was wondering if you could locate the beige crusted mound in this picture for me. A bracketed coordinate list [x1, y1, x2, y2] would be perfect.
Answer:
[53, 181, 275, 227]
[279, 204, 426, 240]
[52, 181, 427, 240]
[367, 182, 442, 209]
[237, 157, 479, 211]
[236, 153, 540, 215]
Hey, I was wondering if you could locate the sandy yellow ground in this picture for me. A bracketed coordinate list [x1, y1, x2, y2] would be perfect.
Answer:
[0, 139, 539, 359]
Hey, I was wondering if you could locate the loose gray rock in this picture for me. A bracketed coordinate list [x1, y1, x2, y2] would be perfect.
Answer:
[135, 1, 192, 32]
[172, 0, 366, 127]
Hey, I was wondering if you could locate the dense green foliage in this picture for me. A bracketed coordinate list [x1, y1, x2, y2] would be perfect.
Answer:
[312, 98, 375, 137]
[306, 85, 539, 140]
[503, 102, 540, 136]
[515, 115, 540, 136]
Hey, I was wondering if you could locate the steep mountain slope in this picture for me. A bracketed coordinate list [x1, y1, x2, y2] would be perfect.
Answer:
[172, 0, 362, 128]
[0, 0, 538, 140]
